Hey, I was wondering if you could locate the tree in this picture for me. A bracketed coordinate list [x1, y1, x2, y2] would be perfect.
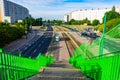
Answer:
[69, 19, 79, 25]
[0, 22, 25, 47]
[82, 18, 91, 25]
[112, 6, 115, 11]
[92, 19, 100, 26]
[69, 19, 75, 25]
[103, 7, 120, 22]
[98, 18, 120, 32]
[36, 18, 43, 26]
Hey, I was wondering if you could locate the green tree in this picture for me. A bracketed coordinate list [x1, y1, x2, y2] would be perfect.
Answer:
[69, 19, 79, 25]
[92, 19, 100, 26]
[82, 18, 91, 25]
[36, 18, 43, 26]
[112, 6, 115, 11]
[69, 19, 75, 25]
[0, 22, 24, 47]
[98, 18, 120, 32]
[104, 6, 120, 22]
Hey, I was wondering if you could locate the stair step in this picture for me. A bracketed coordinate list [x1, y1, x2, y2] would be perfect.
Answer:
[49, 63, 74, 68]
[38, 67, 84, 77]
[38, 76, 86, 80]
[28, 63, 87, 80]
[45, 67, 80, 70]
[30, 77, 86, 80]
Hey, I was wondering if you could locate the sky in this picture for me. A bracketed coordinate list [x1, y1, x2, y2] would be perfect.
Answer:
[9, 0, 120, 20]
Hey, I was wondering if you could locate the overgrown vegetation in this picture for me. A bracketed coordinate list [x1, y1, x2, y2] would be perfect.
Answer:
[65, 18, 92, 25]
[98, 18, 120, 32]
[92, 19, 100, 26]
[0, 22, 25, 47]
[103, 6, 120, 22]
[97, 6, 120, 32]
[22, 17, 43, 26]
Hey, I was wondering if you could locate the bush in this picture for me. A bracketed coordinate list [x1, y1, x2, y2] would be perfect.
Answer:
[92, 19, 100, 26]
[0, 22, 25, 47]
[97, 18, 120, 32]
[82, 18, 91, 25]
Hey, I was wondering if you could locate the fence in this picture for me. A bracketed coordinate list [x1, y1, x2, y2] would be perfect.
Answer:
[0, 49, 54, 80]
[69, 23, 120, 80]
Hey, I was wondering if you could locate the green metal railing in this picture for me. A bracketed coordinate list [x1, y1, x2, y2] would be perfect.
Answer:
[70, 49, 120, 80]
[0, 49, 54, 80]
[69, 15, 120, 80]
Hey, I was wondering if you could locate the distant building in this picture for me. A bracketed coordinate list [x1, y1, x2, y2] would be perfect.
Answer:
[64, 7, 120, 23]
[0, 0, 29, 23]
[64, 14, 69, 22]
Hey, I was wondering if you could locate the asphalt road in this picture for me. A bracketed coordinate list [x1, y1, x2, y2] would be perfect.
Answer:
[19, 26, 53, 58]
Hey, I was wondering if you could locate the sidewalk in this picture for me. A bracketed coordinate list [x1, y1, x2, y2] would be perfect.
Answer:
[3, 30, 43, 52]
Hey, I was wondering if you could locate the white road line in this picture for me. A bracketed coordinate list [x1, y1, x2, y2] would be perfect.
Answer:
[33, 49, 37, 53]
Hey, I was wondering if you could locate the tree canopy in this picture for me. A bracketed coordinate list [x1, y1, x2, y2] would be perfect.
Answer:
[104, 6, 120, 22]
[92, 19, 100, 26]
[98, 18, 120, 32]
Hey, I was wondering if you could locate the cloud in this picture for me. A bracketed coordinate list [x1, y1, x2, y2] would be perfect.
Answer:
[8, 0, 120, 20]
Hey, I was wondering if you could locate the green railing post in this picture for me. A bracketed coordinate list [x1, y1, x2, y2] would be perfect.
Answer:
[0, 48, 2, 53]
[0, 49, 54, 79]
[99, 14, 107, 58]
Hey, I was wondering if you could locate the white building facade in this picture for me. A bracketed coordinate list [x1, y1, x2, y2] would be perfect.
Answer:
[64, 7, 120, 23]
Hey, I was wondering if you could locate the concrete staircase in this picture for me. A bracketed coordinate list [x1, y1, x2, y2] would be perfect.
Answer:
[29, 62, 87, 80]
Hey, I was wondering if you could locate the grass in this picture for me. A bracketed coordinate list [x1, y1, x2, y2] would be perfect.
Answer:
[32, 26, 45, 30]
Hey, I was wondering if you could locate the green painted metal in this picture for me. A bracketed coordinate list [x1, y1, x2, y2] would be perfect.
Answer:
[0, 49, 54, 80]
[99, 14, 106, 58]
[69, 16, 120, 80]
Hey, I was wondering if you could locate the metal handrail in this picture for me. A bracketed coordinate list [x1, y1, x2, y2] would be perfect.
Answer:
[0, 50, 54, 80]
[87, 50, 120, 59]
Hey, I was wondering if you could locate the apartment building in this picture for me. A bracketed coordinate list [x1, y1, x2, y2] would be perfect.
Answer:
[64, 7, 120, 23]
[0, 0, 29, 23]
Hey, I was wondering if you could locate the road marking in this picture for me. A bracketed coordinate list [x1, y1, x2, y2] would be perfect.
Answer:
[33, 49, 37, 53]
